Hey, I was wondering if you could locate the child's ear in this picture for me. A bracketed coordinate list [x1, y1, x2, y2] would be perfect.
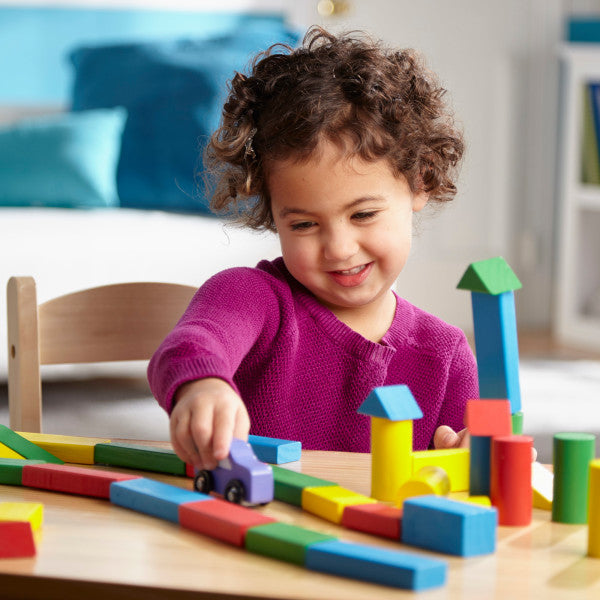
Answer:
[412, 190, 429, 212]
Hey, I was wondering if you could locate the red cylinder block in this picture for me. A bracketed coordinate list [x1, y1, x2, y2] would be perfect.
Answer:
[490, 435, 533, 526]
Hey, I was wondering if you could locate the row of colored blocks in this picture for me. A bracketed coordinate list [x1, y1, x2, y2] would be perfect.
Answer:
[271, 465, 498, 557]
[0, 424, 301, 471]
[0, 459, 447, 591]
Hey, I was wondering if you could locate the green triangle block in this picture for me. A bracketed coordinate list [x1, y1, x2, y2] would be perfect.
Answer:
[457, 257, 522, 295]
[0, 425, 63, 464]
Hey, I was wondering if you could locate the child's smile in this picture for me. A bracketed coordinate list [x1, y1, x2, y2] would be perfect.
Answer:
[268, 139, 428, 340]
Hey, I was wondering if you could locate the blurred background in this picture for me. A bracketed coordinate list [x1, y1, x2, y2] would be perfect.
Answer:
[0, 1, 599, 459]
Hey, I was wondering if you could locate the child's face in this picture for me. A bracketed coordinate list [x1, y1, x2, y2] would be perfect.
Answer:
[268, 140, 428, 323]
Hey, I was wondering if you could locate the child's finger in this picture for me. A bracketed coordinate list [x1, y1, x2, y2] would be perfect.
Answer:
[170, 411, 200, 466]
[189, 404, 218, 470]
[212, 406, 236, 462]
[232, 405, 251, 442]
[433, 425, 459, 449]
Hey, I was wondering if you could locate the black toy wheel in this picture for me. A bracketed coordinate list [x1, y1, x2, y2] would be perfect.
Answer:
[224, 479, 246, 504]
[194, 470, 214, 494]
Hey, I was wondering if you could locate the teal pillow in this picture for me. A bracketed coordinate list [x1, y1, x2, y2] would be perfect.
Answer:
[0, 107, 126, 208]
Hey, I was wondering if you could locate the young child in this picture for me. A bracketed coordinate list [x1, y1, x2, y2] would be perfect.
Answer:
[148, 26, 478, 470]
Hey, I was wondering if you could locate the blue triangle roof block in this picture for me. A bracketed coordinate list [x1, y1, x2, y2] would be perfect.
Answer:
[357, 385, 423, 421]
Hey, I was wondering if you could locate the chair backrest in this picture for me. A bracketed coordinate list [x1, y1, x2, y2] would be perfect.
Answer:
[7, 277, 196, 433]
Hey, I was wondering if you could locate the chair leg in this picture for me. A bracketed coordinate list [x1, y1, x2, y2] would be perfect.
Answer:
[7, 277, 42, 433]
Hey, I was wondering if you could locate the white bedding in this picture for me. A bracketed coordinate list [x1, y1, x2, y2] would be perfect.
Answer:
[0, 207, 280, 379]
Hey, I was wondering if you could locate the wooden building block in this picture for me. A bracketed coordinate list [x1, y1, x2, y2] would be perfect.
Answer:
[179, 498, 276, 547]
[94, 442, 186, 475]
[244, 522, 335, 566]
[588, 459, 600, 558]
[17, 432, 109, 464]
[0, 521, 36, 558]
[469, 435, 491, 496]
[532, 461, 553, 511]
[22, 463, 141, 499]
[396, 466, 450, 507]
[271, 465, 336, 506]
[247, 435, 301, 464]
[490, 435, 533, 526]
[552, 432, 596, 524]
[0, 458, 45, 486]
[341, 503, 402, 540]
[0, 442, 24, 460]
[0, 425, 62, 464]
[470, 291, 522, 414]
[402, 495, 497, 557]
[305, 539, 447, 591]
[512, 411, 524, 434]
[465, 399, 512, 437]
[0, 502, 43, 531]
[302, 485, 377, 524]
[110, 477, 210, 523]
[412, 448, 469, 492]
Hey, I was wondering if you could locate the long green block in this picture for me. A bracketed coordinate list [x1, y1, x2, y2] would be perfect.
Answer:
[0, 458, 47, 485]
[94, 443, 186, 475]
[271, 466, 336, 506]
[0, 425, 63, 464]
[552, 432, 596, 524]
[245, 522, 336, 565]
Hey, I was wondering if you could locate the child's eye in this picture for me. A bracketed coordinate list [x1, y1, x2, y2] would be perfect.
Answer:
[352, 211, 378, 221]
[290, 221, 315, 231]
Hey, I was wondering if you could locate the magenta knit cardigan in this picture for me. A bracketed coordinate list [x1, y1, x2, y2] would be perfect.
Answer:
[148, 258, 478, 452]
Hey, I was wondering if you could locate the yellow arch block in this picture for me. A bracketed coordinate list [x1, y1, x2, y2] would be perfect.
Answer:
[396, 466, 450, 507]
[411, 448, 469, 492]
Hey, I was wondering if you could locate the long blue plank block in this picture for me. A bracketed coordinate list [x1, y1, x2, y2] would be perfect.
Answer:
[110, 477, 211, 523]
[305, 539, 447, 591]
[248, 435, 301, 464]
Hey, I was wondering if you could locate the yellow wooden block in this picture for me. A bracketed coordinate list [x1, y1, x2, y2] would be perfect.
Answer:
[412, 448, 469, 492]
[448, 492, 491, 507]
[396, 466, 450, 507]
[532, 461, 553, 511]
[302, 485, 377, 524]
[17, 432, 111, 464]
[370, 417, 413, 502]
[0, 502, 44, 530]
[0, 442, 24, 459]
[588, 459, 600, 557]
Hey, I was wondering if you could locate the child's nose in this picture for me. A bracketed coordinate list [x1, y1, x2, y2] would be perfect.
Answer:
[322, 226, 359, 262]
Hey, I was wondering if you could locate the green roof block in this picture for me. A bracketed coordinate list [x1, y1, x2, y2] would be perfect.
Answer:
[457, 257, 522, 295]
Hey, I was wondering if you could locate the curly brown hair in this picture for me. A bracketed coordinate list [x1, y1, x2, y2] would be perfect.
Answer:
[206, 26, 464, 231]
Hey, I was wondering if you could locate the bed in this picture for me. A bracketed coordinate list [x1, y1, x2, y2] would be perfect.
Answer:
[0, 3, 300, 379]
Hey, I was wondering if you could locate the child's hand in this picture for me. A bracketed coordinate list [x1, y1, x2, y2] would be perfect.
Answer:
[433, 425, 470, 449]
[169, 378, 250, 470]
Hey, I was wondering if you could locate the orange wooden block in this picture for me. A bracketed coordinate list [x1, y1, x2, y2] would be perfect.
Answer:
[465, 399, 512, 437]
[179, 499, 277, 547]
[22, 463, 141, 499]
[0, 521, 36, 558]
[341, 503, 402, 540]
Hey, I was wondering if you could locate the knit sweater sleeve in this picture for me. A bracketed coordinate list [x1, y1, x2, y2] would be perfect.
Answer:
[147, 267, 282, 414]
[436, 332, 479, 436]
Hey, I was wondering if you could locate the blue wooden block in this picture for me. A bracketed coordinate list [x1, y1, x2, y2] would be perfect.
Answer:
[248, 435, 301, 464]
[471, 291, 522, 414]
[402, 495, 497, 557]
[110, 477, 211, 523]
[469, 435, 491, 496]
[305, 539, 447, 591]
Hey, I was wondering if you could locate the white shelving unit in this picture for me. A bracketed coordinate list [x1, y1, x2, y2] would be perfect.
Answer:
[555, 44, 600, 352]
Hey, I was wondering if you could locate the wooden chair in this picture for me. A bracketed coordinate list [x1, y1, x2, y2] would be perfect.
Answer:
[7, 277, 196, 433]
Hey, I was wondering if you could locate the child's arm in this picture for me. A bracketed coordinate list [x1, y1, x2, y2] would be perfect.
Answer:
[170, 378, 250, 470]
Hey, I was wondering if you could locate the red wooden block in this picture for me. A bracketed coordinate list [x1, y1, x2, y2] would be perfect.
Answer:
[22, 463, 141, 498]
[491, 435, 533, 526]
[465, 399, 512, 437]
[185, 463, 195, 478]
[341, 503, 403, 540]
[179, 499, 277, 547]
[0, 521, 36, 558]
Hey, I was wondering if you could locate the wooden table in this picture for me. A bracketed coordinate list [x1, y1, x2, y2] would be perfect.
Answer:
[0, 444, 598, 599]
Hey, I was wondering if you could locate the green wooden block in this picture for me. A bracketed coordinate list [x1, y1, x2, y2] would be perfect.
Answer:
[0, 458, 46, 485]
[0, 425, 63, 464]
[94, 442, 186, 475]
[512, 411, 524, 434]
[272, 466, 337, 506]
[245, 522, 336, 565]
[552, 432, 596, 524]
[457, 257, 522, 295]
